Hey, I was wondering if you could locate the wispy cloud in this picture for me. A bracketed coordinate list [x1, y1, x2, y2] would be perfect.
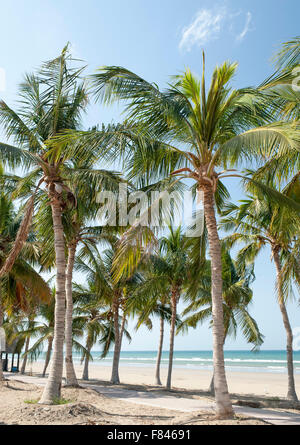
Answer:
[236, 12, 252, 41]
[179, 8, 226, 52]
[179, 7, 253, 52]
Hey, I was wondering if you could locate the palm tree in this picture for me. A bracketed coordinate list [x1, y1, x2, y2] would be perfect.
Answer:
[158, 227, 188, 389]
[75, 244, 136, 384]
[30, 169, 121, 386]
[21, 291, 86, 377]
[0, 46, 92, 402]
[20, 313, 38, 374]
[119, 226, 188, 389]
[259, 36, 300, 97]
[181, 248, 264, 394]
[276, 36, 300, 69]
[221, 192, 299, 401]
[133, 293, 173, 386]
[153, 298, 168, 386]
[16, 296, 56, 377]
[124, 259, 176, 386]
[125, 225, 191, 388]
[89, 58, 300, 416]
[255, 38, 300, 191]
[38, 300, 55, 377]
[71, 291, 115, 381]
[62, 172, 121, 386]
[0, 187, 50, 379]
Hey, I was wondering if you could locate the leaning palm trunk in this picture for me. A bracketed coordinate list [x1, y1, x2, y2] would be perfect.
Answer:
[155, 315, 164, 385]
[20, 336, 30, 374]
[0, 196, 35, 278]
[65, 242, 78, 386]
[119, 314, 126, 349]
[202, 186, 233, 418]
[110, 295, 121, 384]
[82, 341, 92, 381]
[166, 288, 177, 390]
[40, 201, 67, 404]
[273, 248, 298, 402]
[42, 337, 53, 377]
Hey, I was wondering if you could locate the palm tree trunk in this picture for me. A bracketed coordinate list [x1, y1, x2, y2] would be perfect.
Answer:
[42, 337, 53, 377]
[202, 185, 233, 418]
[0, 196, 35, 278]
[0, 297, 4, 382]
[82, 341, 92, 381]
[119, 313, 126, 349]
[155, 315, 164, 385]
[209, 373, 215, 396]
[20, 336, 30, 374]
[40, 200, 66, 404]
[273, 248, 298, 402]
[209, 335, 226, 396]
[166, 287, 177, 390]
[65, 242, 78, 386]
[110, 294, 120, 384]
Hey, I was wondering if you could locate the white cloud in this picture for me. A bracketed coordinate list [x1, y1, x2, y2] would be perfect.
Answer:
[236, 12, 252, 41]
[179, 8, 227, 52]
[179, 8, 253, 52]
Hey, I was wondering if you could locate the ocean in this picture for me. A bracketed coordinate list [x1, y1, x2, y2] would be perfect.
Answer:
[59, 350, 300, 374]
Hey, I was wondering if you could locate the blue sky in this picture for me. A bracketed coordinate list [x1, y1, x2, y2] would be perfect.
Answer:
[0, 0, 299, 351]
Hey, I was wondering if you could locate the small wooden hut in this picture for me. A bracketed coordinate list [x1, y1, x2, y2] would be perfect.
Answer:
[1, 339, 22, 372]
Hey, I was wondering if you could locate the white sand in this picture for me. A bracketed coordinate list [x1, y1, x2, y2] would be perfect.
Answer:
[29, 360, 300, 399]
[0, 380, 266, 425]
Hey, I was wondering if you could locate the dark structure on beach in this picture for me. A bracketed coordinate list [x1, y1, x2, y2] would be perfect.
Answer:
[1, 339, 21, 372]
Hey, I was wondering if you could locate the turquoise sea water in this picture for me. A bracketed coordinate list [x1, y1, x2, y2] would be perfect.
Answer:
[39, 350, 300, 374]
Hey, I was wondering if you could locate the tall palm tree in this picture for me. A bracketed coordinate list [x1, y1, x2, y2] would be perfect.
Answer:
[75, 244, 136, 384]
[130, 291, 173, 386]
[158, 227, 188, 390]
[153, 297, 169, 387]
[71, 289, 116, 381]
[221, 192, 299, 401]
[120, 226, 188, 389]
[124, 255, 177, 386]
[89, 58, 300, 416]
[61, 172, 121, 386]
[0, 46, 92, 402]
[30, 170, 120, 386]
[181, 248, 264, 394]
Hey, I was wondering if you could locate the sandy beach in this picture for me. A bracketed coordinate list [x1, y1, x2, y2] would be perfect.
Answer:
[1, 362, 300, 425]
[29, 361, 300, 399]
[0, 379, 268, 425]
